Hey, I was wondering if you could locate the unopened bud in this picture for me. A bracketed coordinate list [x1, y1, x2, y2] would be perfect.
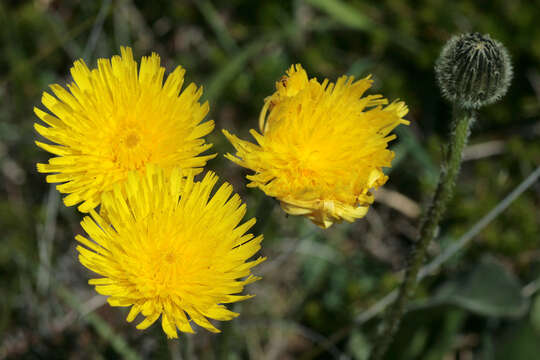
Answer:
[435, 33, 512, 109]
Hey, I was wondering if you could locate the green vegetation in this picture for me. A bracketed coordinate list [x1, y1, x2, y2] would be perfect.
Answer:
[1, 1, 539, 359]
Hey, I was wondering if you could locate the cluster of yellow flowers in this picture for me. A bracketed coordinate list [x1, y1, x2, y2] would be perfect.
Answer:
[35, 47, 407, 338]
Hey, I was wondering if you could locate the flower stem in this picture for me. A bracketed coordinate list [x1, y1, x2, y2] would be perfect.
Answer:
[369, 106, 475, 360]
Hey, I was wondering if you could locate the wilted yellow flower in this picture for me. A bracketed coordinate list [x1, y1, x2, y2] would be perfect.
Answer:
[223, 65, 408, 228]
[76, 165, 264, 338]
[35, 47, 215, 212]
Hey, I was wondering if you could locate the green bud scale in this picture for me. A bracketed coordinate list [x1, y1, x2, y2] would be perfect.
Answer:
[435, 32, 512, 109]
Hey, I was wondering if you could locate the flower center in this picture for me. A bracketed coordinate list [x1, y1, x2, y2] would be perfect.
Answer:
[164, 252, 176, 264]
[108, 125, 152, 171]
[125, 132, 140, 148]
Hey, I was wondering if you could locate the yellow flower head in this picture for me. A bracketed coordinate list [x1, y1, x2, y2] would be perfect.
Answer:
[35, 47, 215, 212]
[223, 64, 409, 228]
[76, 165, 264, 338]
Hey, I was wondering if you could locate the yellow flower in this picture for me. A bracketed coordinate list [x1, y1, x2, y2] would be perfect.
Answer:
[35, 47, 215, 212]
[76, 165, 264, 338]
[223, 65, 409, 228]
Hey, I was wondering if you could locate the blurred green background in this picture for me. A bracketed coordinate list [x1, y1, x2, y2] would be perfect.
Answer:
[1, 0, 539, 359]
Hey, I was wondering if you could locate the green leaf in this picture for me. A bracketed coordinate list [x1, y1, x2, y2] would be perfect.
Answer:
[422, 309, 466, 360]
[495, 323, 540, 360]
[304, 0, 420, 52]
[204, 41, 265, 102]
[304, 0, 373, 31]
[431, 256, 527, 318]
[530, 294, 540, 332]
[56, 286, 141, 360]
[347, 329, 371, 360]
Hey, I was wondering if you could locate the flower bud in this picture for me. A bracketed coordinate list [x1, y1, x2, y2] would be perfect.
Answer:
[435, 32, 512, 109]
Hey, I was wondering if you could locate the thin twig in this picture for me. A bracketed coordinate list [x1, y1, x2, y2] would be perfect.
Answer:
[369, 107, 475, 360]
[462, 140, 505, 161]
[418, 164, 540, 279]
[195, 0, 237, 53]
[302, 164, 540, 359]
[522, 275, 540, 298]
[375, 188, 421, 218]
[83, 0, 112, 60]
[56, 286, 141, 360]
[242, 319, 349, 360]
[36, 185, 59, 297]
[363, 165, 540, 324]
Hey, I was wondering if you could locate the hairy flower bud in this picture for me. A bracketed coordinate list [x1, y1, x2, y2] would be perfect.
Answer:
[435, 32, 512, 109]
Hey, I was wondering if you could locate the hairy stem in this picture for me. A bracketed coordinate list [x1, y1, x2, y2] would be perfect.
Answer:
[369, 106, 475, 360]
